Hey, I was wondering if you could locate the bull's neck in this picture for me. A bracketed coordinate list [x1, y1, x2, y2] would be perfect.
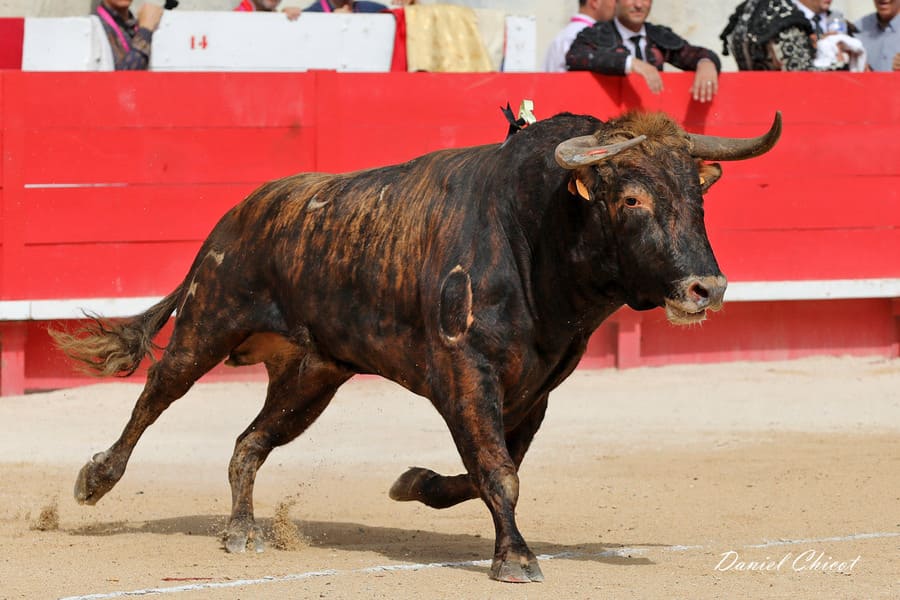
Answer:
[532, 181, 625, 334]
[495, 119, 625, 338]
[497, 161, 623, 336]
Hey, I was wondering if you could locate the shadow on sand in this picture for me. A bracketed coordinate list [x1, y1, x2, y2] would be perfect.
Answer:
[68, 515, 658, 571]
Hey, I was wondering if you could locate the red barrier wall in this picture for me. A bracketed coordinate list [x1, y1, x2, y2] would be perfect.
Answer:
[1, 71, 898, 394]
[0, 19, 23, 69]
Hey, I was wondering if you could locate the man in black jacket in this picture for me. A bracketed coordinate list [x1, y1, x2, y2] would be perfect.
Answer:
[566, 0, 721, 103]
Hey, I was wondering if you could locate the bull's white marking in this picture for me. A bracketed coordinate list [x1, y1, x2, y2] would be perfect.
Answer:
[307, 194, 329, 210]
[379, 185, 389, 203]
[180, 251, 224, 312]
[58, 531, 900, 599]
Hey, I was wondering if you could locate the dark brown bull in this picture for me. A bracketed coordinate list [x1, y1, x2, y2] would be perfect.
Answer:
[52, 110, 781, 582]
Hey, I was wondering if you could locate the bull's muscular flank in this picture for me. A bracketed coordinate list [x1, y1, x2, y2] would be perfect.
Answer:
[51, 110, 781, 582]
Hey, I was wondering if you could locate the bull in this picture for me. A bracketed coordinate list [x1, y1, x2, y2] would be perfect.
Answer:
[52, 110, 781, 582]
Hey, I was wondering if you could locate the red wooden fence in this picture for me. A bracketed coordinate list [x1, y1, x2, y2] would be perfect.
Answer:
[1, 70, 898, 394]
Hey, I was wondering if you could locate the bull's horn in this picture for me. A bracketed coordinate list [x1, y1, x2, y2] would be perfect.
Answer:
[688, 111, 782, 161]
[555, 135, 647, 169]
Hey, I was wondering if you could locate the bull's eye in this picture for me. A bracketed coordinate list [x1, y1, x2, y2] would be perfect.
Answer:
[624, 197, 639, 207]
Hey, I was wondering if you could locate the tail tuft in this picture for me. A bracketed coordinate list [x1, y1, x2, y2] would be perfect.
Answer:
[48, 314, 161, 378]
[48, 283, 184, 378]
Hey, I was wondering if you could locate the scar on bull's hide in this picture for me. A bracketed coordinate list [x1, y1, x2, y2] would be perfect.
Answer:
[307, 194, 330, 210]
[180, 250, 225, 312]
[439, 265, 474, 343]
[379, 185, 389, 203]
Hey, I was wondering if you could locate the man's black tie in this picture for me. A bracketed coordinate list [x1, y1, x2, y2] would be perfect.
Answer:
[813, 14, 824, 36]
[630, 35, 644, 60]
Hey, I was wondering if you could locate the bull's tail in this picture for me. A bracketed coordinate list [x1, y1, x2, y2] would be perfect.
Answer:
[49, 283, 186, 378]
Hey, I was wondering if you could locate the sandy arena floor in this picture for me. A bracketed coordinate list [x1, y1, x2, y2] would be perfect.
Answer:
[0, 356, 898, 599]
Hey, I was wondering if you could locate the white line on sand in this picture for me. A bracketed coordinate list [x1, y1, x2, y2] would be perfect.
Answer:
[59, 532, 900, 600]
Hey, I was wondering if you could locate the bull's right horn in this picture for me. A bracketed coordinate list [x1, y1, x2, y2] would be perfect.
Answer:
[687, 111, 782, 161]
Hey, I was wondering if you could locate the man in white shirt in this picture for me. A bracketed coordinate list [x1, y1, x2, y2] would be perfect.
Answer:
[543, 0, 615, 72]
[567, 0, 720, 102]
[792, 0, 834, 35]
[792, 0, 865, 68]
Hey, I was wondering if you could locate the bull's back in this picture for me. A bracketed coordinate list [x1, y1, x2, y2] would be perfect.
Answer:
[203, 144, 503, 378]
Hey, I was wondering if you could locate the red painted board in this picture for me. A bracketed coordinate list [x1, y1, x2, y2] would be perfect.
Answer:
[23, 127, 316, 185]
[0, 19, 23, 70]
[709, 228, 900, 281]
[315, 71, 622, 127]
[9, 71, 317, 129]
[23, 319, 267, 384]
[22, 183, 259, 245]
[705, 176, 899, 230]
[17, 242, 201, 299]
[708, 72, 900, 126]
[638, 298, 897, 365]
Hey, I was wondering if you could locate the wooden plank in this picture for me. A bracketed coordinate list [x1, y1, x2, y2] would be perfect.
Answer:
[20, 242, 201, 298]
[0, 72, 27, 300]
[23, 127, 317, 185]
[708, 72, 900, 126]
[313, 71, 625, 172]
[22, 183, 258, 244]
[0, 18, 24, 70]
[638, 298, 897, 366]
[17, 72, 317, 129]
[709, 229, 900, 281]
[705, 176, 899, 230]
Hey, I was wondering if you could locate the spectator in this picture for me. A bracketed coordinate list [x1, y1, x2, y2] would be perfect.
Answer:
[303, 0, 388, 13]
[566, 0, 721, 103]
[94, 0, 163, 70]
[234, 0, 301, 20]
[720, 0, 817, 70]
[792, 0, 865, 69]
[793, 0, 840, 35]
[855, 0, 900, 71]
[544, 0, 615, 72]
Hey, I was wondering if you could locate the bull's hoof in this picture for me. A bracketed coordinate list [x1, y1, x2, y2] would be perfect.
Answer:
[388, 467, 437, 502]
[224, 521, 265, 554]
[74, 451, 122, 506]
[491, 555, 544, 583]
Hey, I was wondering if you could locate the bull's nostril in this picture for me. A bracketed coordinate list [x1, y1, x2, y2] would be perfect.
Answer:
[689, 282, 709, 302]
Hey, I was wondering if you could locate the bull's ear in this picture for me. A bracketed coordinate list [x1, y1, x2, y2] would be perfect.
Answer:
[698, 162, 722, 193]
[566, 167, 599, 201]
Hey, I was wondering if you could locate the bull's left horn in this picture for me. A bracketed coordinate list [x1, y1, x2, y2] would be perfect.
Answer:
[555, 135, 647, 169]
[688, 111, 782, 161]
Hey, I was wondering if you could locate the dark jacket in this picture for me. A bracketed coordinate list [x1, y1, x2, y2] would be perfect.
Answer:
[566, 20, 721, 73]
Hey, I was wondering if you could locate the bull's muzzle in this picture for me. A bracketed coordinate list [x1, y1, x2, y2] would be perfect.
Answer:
[664, 275, 727, 325]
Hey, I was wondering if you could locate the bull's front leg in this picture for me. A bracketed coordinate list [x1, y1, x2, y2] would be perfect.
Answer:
[436, 366, 543, 583]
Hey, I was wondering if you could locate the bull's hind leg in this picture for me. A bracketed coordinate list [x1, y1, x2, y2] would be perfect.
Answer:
[225, 353, 352, 553]
[74, 329, 244, 505]
[74, 255, 260, 506]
